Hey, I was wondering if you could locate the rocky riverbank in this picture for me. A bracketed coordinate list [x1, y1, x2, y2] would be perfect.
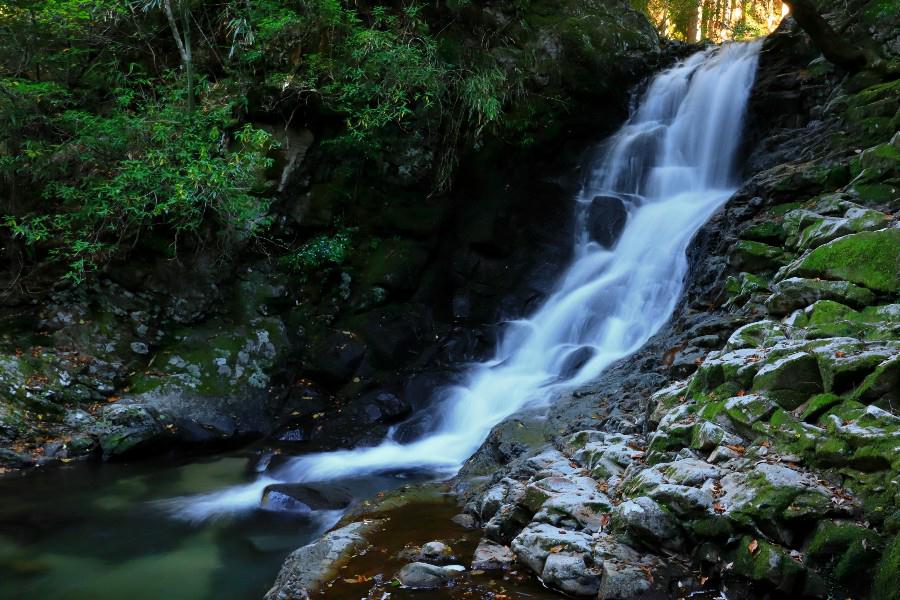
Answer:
[263, 12, 900, 600]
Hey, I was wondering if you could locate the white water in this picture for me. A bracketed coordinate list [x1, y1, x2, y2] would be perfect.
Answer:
[171, 40, 762, 521]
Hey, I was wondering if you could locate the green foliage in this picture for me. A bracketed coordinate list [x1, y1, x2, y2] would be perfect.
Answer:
[0, 0, 528, 285]
[3, 78, 275, 282]
[281, 229, 354, 277]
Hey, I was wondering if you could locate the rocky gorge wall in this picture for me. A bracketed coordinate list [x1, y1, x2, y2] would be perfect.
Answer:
[264, 8, 899, 600]
[439, 15, 900, 600]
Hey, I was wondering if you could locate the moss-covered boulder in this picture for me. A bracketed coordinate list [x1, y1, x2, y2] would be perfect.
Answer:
[810, 341, 898, 393]
[807, 520, 882, 583]
[874, 534, 900, 600]
[853, 354, 900, 408]
[782, 229, 900, 294]
[752, 352, 823, 409]
[732, 535, 806, 592]
[725, 320, 787, 350]
[789, 301, 900, 341]
[766, 277, 876, 315]
[730, 240, 792, 273]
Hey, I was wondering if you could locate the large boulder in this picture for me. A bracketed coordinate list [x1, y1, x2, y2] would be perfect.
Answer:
[586, 196, 629, 248]
[265, 521, 383, 600]
[781, 229, 900, 294]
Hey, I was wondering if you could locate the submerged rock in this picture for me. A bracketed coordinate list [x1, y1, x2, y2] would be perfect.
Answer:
[395, 562, 461, 588]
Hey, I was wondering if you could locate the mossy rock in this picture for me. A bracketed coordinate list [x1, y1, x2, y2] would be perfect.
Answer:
[813, 343, 897, 393]
[800, 393, 843, 422]
[725, 320, 786, 351]
[751, 352, 822, 410]
[807, 520, 882, 585]
[730, 240, 791, 273]
[689, 515, 733, 540]
[854, 354, 900, 407]
[732, 535, 806, 592]
[741, 220, 786, 244]
[766, 409, 821, 455]
[793, 300, 900, 341]
[784, 229, 900, 294]
[874, 533, 900, 600]
[766, 277, 876, 316]
[850, 182, 899, 204]
[723, 394, 776, 428]
[695, 349, 763, 391]
[128, 317, 289, 397]
[773, 162, 851, 196]
[357, 237, 430, 295]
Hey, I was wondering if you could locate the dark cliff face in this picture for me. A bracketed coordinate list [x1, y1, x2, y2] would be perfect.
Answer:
[0, 0, 664, 469]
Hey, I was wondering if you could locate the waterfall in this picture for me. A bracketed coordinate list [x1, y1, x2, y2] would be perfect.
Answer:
[171, 40, 762, 521]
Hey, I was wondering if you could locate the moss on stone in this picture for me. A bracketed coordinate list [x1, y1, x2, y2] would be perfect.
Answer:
[788, 229, 900, 294]
[742, 220, 787, 244]
[730, 240, 791, 273]
[732, 535, 806, 591]
[800, 393, 842, 422]
[874, 534, 900, 600]
[690, 516, 732, 540]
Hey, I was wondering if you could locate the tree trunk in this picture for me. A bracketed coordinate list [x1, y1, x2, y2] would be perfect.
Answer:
[162, 0, 194, 111]
[781, 0, 866, 71]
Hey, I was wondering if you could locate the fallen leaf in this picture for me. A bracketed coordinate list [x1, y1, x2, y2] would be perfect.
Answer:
[748, 539, 759, 554]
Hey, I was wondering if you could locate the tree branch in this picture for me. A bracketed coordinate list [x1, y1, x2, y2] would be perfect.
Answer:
[782, 0, 866, 71]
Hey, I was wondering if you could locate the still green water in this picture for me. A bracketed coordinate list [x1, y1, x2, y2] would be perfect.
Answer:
[0, 452, 334, 600]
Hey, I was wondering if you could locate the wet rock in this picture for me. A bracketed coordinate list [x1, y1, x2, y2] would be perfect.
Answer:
[766, 277, 876, 315]
[752, 351, 823, 409]
[484, 502, 532, 545]
[510, 522, 593, 575]
[261, 482, 355, 512]
[570, 432, 644, 480]
[471, 539, 515, 571]
[395, 562, 460, 588]
[542, 551, 603, 596]
[451, 513, 478, 529]
[661, 457, 722, 486]
[586, 196, 628, 248]
[94, 404, 168, 458]
[265, 520, 383, 600]
[526, 475, 613, 532]
[420, 541, 454, 562]
[308, 330, 366, 383]
[730, 240, 790, 272]
[690, 421, 743, 451]
[611, 496, 683, 550]
[479, 478, 525, 520]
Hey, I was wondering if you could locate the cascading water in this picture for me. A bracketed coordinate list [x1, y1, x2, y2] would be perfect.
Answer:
[173, 40, 762, 522]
